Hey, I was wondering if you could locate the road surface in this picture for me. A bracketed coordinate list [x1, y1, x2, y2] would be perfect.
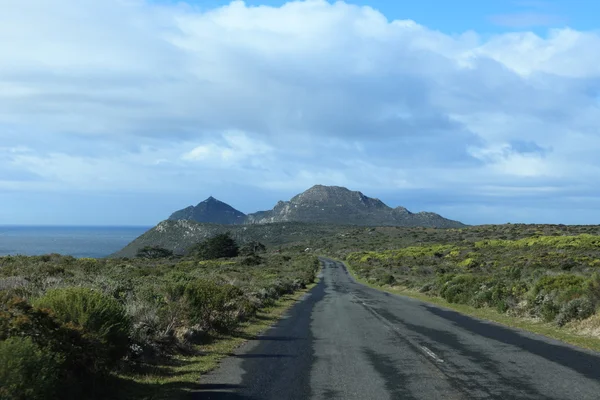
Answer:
[194, 258, 600, 399]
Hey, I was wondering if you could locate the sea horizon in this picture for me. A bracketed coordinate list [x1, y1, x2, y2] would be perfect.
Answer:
[0, 225, 152, 258]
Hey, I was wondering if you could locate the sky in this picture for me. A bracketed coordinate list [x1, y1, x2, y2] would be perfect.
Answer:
[1, 0, 600, 226]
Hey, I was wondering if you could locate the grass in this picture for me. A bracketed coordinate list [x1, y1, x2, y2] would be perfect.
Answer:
[342, 259, 600, 353]
[114, 282, 316, 400]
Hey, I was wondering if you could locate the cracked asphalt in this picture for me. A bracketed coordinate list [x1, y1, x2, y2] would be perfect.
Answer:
[193, 258, 600, 399]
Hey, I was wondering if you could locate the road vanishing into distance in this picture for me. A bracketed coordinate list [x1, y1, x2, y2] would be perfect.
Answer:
[194, 258, 600, 400]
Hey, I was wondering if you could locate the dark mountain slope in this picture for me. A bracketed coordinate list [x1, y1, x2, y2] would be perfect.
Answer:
[168, 196, 246, 225]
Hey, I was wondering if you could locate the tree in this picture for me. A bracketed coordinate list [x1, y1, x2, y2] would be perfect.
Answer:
[136, 246, 174, 259]
[192, 233, 239, 260]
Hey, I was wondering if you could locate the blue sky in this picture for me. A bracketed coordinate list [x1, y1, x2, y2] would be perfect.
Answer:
[182, 0, 597, 33]
[1, 0, 600, 225]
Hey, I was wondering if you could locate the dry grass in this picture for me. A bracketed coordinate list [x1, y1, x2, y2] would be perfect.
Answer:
[568, 313, 600, 339]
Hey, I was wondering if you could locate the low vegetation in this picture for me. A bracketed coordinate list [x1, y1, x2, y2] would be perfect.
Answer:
[0, 237, 319, 400]
[5, 221, 600, 398]
[345, 233, 600, 333]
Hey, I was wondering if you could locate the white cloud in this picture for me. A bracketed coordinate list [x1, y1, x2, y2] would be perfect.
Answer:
[182, 131, 273, 166]
[1, 0, 600, 223]
[474, 29, 600, 77]
[468, 143, 554, 178]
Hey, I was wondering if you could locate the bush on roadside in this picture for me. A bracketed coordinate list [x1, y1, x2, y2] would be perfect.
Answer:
[0, 336, 63, 400]
[0, 295, 108, 397]
[556, 297, 595, 327]
[34, 287, 131, 365]
[438, 274, 482, 304]
[183, 279, 254, 333]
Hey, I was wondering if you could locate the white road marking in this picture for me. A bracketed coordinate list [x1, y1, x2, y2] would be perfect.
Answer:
[421, 346, 444, 363]
[350, 293, 446, 365]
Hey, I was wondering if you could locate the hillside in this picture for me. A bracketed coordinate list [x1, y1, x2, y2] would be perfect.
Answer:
[245, 185, 465, 228]
[112, 221, 600, 262]
[110, 220, 348, 258]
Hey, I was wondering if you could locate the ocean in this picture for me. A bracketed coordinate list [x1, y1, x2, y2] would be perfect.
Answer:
[0, 226, 151, 258]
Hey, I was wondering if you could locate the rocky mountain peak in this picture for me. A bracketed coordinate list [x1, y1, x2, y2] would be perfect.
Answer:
[290, 185, 387, 209]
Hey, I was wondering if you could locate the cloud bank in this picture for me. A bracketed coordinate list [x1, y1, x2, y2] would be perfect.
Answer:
[1, 0, 600, 224]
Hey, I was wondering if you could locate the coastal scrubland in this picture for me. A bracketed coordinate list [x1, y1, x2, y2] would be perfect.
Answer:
[333, 224, 600, 350]
[0, 235, 318, 399]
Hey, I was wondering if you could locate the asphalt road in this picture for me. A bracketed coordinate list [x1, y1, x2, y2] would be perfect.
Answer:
[194, 258, 600, 399]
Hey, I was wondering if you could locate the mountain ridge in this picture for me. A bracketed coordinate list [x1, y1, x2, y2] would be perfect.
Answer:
[112, 185, 466, 258]
[168, 185, 465, 228]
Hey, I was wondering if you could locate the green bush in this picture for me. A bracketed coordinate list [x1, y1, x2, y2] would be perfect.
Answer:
[588, 272, 600, 300]
[556, 298, 595, 327]
[439, 274, 482, 304]
[183, 279, 252, 333]
[532, 274, 586, 297]
[540, 298, 561, 322]
[190, 233, 239, 260]
[469, 289, 492, 308]
[0, 295, 103, 377]
[34, 287, 131, 364]
[136, 246, 174, 259]
[0, 337, 63, 400]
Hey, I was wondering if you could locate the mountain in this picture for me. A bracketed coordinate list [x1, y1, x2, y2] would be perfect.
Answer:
[245, 185, 465, 228]
[113, 186, 465, 257]
[168, 196, 246, 225]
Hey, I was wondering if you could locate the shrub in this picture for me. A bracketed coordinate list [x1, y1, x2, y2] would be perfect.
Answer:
[191, 233, 239, 260]
[586, 272, 600, 300]
[469, 289, 492, 308]
[34, 287, 131, 364]
[532, 274, 586, 297]
[381, 274, 396, 285]
[0, 295, 104, 396]
[419, 283, 434, 293]
[183, 279, 251, 333]
[125, 298, 164, 356]
[241, 254, 263, 266]
[0, 336, 63, 400]
[540, 299, 561, 322]
[136, 246, 174, 259]
[556, 298, 595, 327]
[439, 274, 482, 304]
[239, 241, 267, 257]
